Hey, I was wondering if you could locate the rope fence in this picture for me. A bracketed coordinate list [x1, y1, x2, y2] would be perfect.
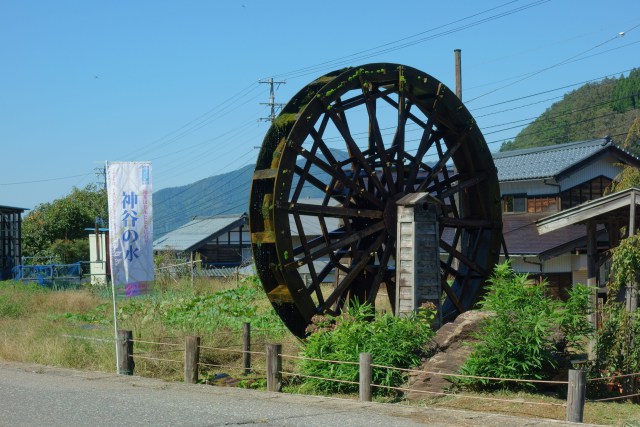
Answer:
[370, 383, 567, 407]
[113, 325, 640, 424]
[134, 355, 182, 364]
[587, 372, 640, 382]
[590, 392, 640, 402]
[370, 363, 570, 385]
[280, 371, 359, 386]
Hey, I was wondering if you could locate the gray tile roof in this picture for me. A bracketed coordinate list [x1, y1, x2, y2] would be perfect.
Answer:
[492, 138, 611, 181]
[153, 214, 246, 252]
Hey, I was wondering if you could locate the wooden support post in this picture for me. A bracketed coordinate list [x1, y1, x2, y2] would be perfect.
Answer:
[359, 352, 372, 402]
[587, 277, 597, 360]
[627, 196, 637, 312]
[117, 330, 134, 375]
[190, 252, 194, 288]
[242, 322, 251, 375]
[184, 335, 200, 384]
[586, 220, 597, 280]
[566, 369, 586, 423]
[266, 344, 282, 392]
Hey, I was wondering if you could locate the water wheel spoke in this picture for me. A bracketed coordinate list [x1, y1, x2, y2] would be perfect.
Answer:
[291, 211, 321, 291]
[290, 142, 383, 209]
[308, 126, 340, 166]
[333, 92, 366, 113]
[285, 221, 386, 271]
[440, 217, 494, 229]
[293, 165, 333, 197]
[285, 201, 383, 219]
[440, 274, 464, 313]
[443, 174, 489, 205]
[417, 137, 464, 193]
[439, 239, 487, 277]
[362, 83, 396, 194]
[365, 238, 394, 306]
[325, 107, 389, 199]
[380, 93, 432, 131]
[404, 122, 438, 192]
[391, 97, 410, 191]
[321, 232, 387, 311]
[289, 115, 332, 200]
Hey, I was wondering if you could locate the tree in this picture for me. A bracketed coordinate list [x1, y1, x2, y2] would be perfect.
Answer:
[22, 184, 108, 263]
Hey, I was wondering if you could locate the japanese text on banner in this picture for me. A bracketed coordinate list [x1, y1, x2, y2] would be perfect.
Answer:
[106, 162, 153, 297]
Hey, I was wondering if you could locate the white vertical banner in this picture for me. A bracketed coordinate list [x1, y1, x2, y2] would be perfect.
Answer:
[106, 161, 154, 296]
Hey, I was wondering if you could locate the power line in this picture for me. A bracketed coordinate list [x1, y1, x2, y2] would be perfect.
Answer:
[0, 173, 93, 186]
[270, 0, 551, 81]
[466, 23, 640, 103]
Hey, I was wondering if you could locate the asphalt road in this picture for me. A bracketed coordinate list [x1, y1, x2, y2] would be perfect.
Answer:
[0, 361, 594, 426]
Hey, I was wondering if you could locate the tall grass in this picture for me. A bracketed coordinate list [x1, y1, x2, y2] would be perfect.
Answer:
[0, 276, 295, 379]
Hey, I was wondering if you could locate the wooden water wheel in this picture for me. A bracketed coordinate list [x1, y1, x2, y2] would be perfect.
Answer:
[249, 63, 502, 337]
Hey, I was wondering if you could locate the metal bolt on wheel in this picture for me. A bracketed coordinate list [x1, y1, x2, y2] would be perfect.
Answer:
[249, 63, 502, 337]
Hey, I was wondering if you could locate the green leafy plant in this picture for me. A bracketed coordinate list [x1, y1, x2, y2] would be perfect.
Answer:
[299, 302, 435, 396]
[609, 234, 640, 293]
[458, 261, 592, 391]
[115, 277, 284, 334]
[588, 235, 640, 397]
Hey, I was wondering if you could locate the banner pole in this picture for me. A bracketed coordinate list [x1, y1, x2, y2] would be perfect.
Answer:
[111, 275, 119, 373]
[106, 160, 120, 373]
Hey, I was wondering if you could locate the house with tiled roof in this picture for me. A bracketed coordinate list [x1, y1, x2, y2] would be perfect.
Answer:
[153, 214, 250, 268]
[493, 137, 640, 297]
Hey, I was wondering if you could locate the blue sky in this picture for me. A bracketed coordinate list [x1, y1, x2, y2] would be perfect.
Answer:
[1, 0, 639, 211]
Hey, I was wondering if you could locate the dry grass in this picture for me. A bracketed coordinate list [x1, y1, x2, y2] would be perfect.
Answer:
[400, 390, 640, 425]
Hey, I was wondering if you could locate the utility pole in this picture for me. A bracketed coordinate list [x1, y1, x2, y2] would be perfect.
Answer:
[259, 77, 286, 123]
[94, 167, 106, 189]
[454, 49, 462, 100]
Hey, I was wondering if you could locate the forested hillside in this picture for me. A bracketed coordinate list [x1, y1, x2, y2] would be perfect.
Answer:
[500, 69, 640, 154]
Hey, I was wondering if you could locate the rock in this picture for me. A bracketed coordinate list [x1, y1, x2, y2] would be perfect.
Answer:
[405, 310, 490, 401]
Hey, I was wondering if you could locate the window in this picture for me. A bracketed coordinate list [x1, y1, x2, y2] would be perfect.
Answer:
[561, 176, 612, 210]
[503, 195, 526, 213]
[503, 195, 558, 213]
[527, 196, 558, 213]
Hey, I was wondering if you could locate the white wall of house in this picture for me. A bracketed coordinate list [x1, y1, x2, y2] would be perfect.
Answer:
[558, 154, 622, 191]
[499, 253, 587, 284]
[500, 179, 558, 196]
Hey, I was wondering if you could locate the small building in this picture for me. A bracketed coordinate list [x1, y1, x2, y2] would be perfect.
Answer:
[153, 214, 250, 268]
[0, 205, 26, 280]
[493, 137, 640, 296]
[87, 227, 109, 286]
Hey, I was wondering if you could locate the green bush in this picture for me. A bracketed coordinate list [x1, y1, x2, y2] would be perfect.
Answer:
[458, 262, 592, 390]
[299, 302, 435, 396]
[589, 302, 640, 395]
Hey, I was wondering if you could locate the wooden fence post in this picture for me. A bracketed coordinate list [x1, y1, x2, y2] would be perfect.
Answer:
[566, 369, 586, 423]
[242, 322, 251, 375]
[359, 352, 372, 402]
[266, 343, 282, 392]
[117, 330, 134, 375]
[184, 336, 201, 384]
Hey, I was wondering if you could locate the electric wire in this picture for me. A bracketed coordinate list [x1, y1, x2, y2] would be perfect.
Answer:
[466, 22, 640, 103]
[271, 0, 552, 81]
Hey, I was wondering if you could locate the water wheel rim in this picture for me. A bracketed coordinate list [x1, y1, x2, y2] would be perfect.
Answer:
[250, 63, 502, 337]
